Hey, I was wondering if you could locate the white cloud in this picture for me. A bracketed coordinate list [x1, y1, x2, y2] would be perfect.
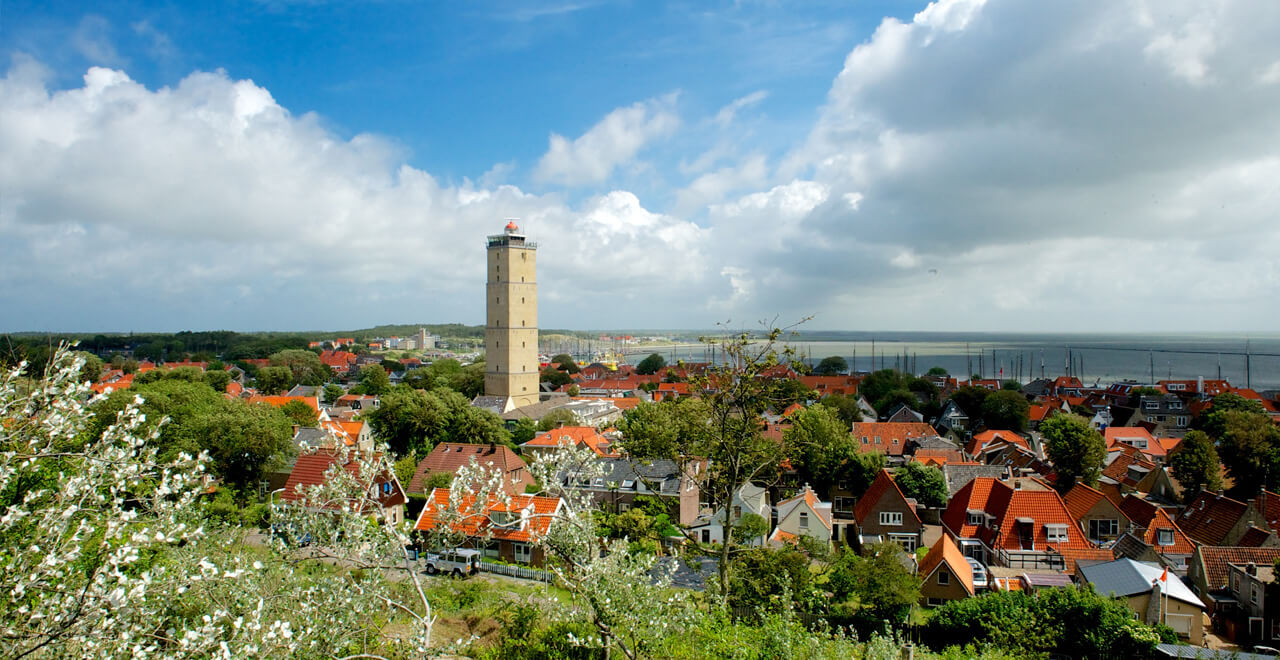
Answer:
[534, 95, 680, 186]
[713, 90, 768, 127]
[0, 62, 705, 330]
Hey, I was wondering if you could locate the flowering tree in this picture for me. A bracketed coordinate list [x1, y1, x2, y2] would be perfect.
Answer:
[0, 347, 441, 657]
[440, 440, 697, 660]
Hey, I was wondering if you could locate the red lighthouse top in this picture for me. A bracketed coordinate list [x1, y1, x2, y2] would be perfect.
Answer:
[505, 220, 519, 232]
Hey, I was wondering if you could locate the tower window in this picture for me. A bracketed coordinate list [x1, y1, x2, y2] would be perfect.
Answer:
[521, 297, 525, 303]
[521, 276, 525, 282]
[522, 342, 525, 348]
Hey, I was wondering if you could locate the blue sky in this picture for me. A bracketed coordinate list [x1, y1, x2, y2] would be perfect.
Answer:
[3, 1, 1279, 333]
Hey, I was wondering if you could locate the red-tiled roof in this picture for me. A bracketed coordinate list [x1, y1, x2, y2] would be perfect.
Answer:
[852, 469, 921, 527]
[1237, 526, 1273, 548]
[853, 422, 938, 456]
[407, 442, 533, 494]
[798, 375, 861, 396]
[918, 535, 974, 596]
[942, 477, 1094, 552]
[1063, 483, 1117, 522]
[1058, 547, 1118, 574]
[912, 448, 966, 466]
[413, 487, 561, 543]
[966, 430, 1029, 457]
[1196, 546, 1280, 591]
[1179, 491, 1251, 546]
[1101, 445, 1158, 488]
[279, 448, 404, 512]
[248, 395, 320, 413]
[524, 426, 616, 457]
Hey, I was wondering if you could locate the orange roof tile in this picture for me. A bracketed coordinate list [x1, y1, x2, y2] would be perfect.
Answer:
[413, 487, 561, 543]
[966, 430, 1029, 457]
[524, 426, 617, 457]
[248, 395, 321, 413]
[943, 477, 1094, 552]
[918, 535, 974, 596]
[1063, 483, 1116, 523]
[279, 448, 403, 512]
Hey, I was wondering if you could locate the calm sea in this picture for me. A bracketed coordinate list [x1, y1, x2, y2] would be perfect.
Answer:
[613, 332, 1280, 391]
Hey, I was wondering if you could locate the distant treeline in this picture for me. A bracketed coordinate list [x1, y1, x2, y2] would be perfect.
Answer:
[1, 331, 316, 369]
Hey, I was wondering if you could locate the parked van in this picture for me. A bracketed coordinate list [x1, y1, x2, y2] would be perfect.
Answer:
[422, 548, 481, 577]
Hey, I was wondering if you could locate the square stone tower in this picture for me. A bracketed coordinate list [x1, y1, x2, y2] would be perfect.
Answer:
[484, 221, 539, 409]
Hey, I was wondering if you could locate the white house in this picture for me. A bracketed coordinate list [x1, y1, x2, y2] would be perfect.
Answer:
[689, 484, 771, 545]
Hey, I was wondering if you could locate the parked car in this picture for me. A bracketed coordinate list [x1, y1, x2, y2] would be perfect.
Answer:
[422, 548, 481, 577]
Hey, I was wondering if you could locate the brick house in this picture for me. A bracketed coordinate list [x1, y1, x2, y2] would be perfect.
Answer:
[279, 447, 407, 526]
[1063, 482, 1131, 545]
[942, 477, 1095, 569]
[406, 442, 535, 496]
[919, 535, 978, 607]
[851, 469, 924, 552]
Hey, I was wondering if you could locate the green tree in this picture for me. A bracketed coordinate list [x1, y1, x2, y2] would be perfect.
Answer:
[511, 417, 538, 445]
[636, 353, 666, 375]
[1040, 414, 1106, 492]
[820, 393, 863, 426]
[380, 358, 403, 374]
[620, 328, 796, 607]
[949, 385, 990, 419]
[1001, 380, 1021, 391]
[203, 369, 231, 392]
[924, 585, 1173, 658]
[1168, 430, 1222, 502]
[359, 364, 391, 395]
[1216, 409, 1280, 496]
[393, 454, 419, 487]
[766, 378, 816, 409]
[540, 367, 572, 388]
[551, 353, 580, 374]
[981, 390, 1030, 431]
[1130, 386, 1162, 398]
[894, 462, 947, 508]
[786, 404, 862, 499]
[254, 366, 292, 394]
[364, 386, 452, 456]
[322, 383, 344, 404]
[179, 400, 295, 495]
[537, 407, 579, 431]
[280, 399, 319, 427]
[814, 356, 848, 375]
[926, 366, 948, 377]
[727, 546, 817, 616]
[75, 351, 104, 383]
[859, 370, 908, 411]
[268, 349, 330, 386]
[1198, 392, 1269, 439]
[825, 544, 922, 622]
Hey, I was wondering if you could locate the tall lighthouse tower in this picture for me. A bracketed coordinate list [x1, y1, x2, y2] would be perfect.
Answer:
[484, 220, 539, 410]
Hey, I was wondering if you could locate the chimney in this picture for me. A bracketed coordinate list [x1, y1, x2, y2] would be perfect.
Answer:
[1247, 563, 1258, 576]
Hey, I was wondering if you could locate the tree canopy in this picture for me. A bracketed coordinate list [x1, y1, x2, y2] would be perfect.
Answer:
[358, 363, 391, 395]
[363, 385, 512, 456]
[814, 356, 848, 375]
[636, 353, 666, 375]
[1168, 430, 1222, 502]
[894, 462, 947, 508]
[268, 349, 330, 386]
[981, 390, 1030, 431]
[1040, 414, 1106, 492]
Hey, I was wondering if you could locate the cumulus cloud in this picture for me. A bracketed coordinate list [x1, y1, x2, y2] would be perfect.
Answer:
[0, 61, 704, 330]
[743, 0, 1280, 330]
[534, 94, 679, 186]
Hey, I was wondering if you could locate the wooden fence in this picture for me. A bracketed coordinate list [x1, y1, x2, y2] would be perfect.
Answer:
[478, 560, 554, 583]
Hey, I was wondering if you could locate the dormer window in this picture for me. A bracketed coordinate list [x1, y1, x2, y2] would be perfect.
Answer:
[967, 510, 984, 526]
[1157, 528, 1175, 546]
[1046, 524, 1069, 543]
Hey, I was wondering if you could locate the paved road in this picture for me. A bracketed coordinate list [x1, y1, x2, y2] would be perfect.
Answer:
[654, 556, 718, 591]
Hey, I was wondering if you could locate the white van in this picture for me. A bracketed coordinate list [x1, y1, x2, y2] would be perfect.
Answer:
[422, 548, 481, 577]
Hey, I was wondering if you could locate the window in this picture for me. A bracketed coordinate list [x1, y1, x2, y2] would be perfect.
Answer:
[880, 511, 904, 526]
[622, 480, 636, 490]
[799, 512, 809, 528]
[1234, 573, 1241, 592]
[701, 529, 711, 543]
[1271, 619, 1280, 640]
[874, 436, 882, 444]
[862, 437, 869, 444]
[1089, 519, 1119, 539]
[937, 570, 950, 585]
[514, 542, 532, 564]
[1157, 528, 1175, 546]
[1169, 400, 1183, 410]
[1177, 416, 1188, 426]
[1253, 583, 1260, 605]
[734, 506, 742, 519]
[927, 597, 945, 607]
[1046, 524, 1069, 543]
[967, 511, 985, 526]
[1144, 401, 1159, 410]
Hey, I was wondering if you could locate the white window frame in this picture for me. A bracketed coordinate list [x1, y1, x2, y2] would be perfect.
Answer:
[937, 570, 950, 585]
[799, 512, 809, 529]
[880, 511, 904, 526]
[1157, 528, 1175, 546]
[513, 542, 532, 564]
[967, 511, 985, 526]
[1046, 524, 1069, 543]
